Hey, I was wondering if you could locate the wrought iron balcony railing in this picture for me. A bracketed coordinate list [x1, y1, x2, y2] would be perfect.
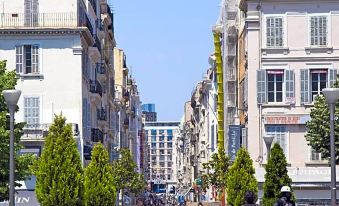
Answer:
[91, 128, 103, 143]
[89, 80, 102, 97]
[97, 107, 107, 121]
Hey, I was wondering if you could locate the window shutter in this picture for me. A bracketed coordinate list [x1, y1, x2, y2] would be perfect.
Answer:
[300, 69, 310, 104]
[329, 69, 337, 88]
[87, 102, 91, 139]
[82, 98, 87, 138]
[285, 70, 295, 104]
[32, 45, 39, 73]
[16, 46, 23, 73]
[257, 70, 266, 104]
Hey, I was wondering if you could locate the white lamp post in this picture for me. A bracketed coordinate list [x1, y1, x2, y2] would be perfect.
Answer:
[263, 135, 275, 161]
[2, 89, 21, 206]
[322, 88, 339, 206]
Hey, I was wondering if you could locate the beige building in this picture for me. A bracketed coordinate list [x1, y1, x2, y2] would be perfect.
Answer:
[235, 0, 339, 204]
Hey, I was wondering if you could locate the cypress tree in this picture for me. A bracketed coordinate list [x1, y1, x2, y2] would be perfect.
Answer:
[34, 114, 83, 206]
[227, 148, 258, 206]
[262, 143, 293, 206]
[84, 143, 116, 206]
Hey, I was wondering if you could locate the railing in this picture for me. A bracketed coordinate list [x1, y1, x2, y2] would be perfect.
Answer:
[91, 128, 103, 143]
[89, 80, 102, 97]
[0, 13, 78, 28]
[23, 123, 79, 138]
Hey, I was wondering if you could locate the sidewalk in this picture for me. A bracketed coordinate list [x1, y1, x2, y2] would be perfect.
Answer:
[187, 202, 221, 206]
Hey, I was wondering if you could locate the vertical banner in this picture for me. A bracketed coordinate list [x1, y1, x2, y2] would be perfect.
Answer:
[228, 125, 243, 161]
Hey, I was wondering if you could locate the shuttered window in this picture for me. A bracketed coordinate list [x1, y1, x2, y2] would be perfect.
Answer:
[267, 71, 283, 103]
[24, 97, 40, 126]
[285, 70, 295, 104]
[266, 17, 283, 47]
[24, 0, 39, 26]
[15, 45, 39, 74]
[257, 70, 266, 104]
[310, 16, 327, 46]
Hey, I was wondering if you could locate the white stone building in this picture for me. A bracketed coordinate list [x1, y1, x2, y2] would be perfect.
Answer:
[144, 122, 180, 194]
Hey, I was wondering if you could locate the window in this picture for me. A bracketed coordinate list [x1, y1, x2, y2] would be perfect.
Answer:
[159, 129, 164, 134]
[159, 162, 165, 167]
[159, 155, 165, 161]
[160, 150, 164, 155]
[159, 143, 164, 148]
[151, 143, 156, 148]
[16, 45, 39, 74]
[167, 143, 173, 148]
[168, 162, 172, 167]
[151, 136, 156, 142]
[267, 70, 283, 102]
[167, 129, 173, 135]
[300, 69, 336, 104]
[311, 70, 327, 101]
[168, 155, 172, 161]
[266, 17, 283, 47]
[24, 97, 40, 126]
[257, 69, 294, 104]
[310, 16, 327, 46]
[151, 150, 156, 154]
[151, 130, 156, 135]
[167, 135, 173, 141]
[310, 148, 324, 161]
[167, 149, 172, 154]
[152, 156, 156, 161]
[152, 162, 156, 166]
[159, 135, 165, 141]
[167, 175, 171, 180]
[265, 125, 287, 156]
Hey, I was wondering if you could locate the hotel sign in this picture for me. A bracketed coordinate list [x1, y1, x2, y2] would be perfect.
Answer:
[263, 115, 311, 125]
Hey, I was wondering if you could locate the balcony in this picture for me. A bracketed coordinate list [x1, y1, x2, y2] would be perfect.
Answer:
[97, 107, 107, 121]
[0, 13, 78, 28]
[89, 80, 102, 97]
[91, 128, 104, 143]
[22, 123, 79, 140]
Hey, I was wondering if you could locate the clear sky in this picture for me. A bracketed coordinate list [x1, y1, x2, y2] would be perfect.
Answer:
[110, 1, 220, 121]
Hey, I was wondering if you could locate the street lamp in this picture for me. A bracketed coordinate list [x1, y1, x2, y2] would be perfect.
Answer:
[322, 88, 339, 206]
[2, 89, 21, 206]
[263, 135, 275, 161]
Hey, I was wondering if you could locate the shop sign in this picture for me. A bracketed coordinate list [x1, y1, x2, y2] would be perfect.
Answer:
[264, 115, 311, 125]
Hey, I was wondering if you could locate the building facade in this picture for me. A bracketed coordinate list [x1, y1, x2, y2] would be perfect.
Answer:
[144, 122, 180, 194]
[236, 0, 339, 204]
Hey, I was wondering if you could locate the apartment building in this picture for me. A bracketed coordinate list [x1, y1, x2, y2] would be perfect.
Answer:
[145, 122, 180, 194]
[237, 0, 339, 204]
[176, 66, 218, 202]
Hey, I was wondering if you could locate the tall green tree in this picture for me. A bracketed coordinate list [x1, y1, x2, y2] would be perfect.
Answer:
[112, 148, 145, 204]
[262, 143, 293, 206]
[202, 148, 230, 195]
[0, 60, 35, 201]
[84, 143, 116, 206]
[34, 115, 83, 206]
[227, 148, 258, 206]
[305, 93, 339, 163]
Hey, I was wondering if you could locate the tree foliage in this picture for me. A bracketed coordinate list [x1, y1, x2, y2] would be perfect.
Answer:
[202, 148, 230, 194]
[112, 148, 145, 195]
[305, 93, 339, 163]
[84, 143, 116, 206]
[34, 115, 83, 206]
[0, 60, 35, 201]
[262, 143, 293, 206]
[226, 148, 258, 206]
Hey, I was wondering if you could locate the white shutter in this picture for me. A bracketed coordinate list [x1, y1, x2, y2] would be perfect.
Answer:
[300, 69, 310, 104]
[32, 45, 39, 73]
[285, 70, 295, 104]
[329, 69, 337, 88]
[257, 70, 266, 104]
[16, 46, 23, 73]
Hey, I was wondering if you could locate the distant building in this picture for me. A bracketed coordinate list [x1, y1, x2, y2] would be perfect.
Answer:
[142, 103, 157, 122]
[144, 122, 180, 194]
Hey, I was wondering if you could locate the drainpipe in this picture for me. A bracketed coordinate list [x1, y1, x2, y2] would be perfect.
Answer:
[258, 0, 263, 166]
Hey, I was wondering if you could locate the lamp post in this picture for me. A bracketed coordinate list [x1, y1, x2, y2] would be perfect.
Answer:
[263, 135, 275, 161]
[322, 88, 339, 206]
[2, 90, 21, 206]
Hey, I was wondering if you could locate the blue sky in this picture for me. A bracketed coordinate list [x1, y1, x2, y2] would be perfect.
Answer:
[110, 1, 220, 121]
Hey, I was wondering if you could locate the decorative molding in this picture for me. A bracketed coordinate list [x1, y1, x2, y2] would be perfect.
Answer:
[18, 74, 44, 80]
[262, 47, 290, 55]
[262, 56, 339, 62]
[305, 46, 333, 54]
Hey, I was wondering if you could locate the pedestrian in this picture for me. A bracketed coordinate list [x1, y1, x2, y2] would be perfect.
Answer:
[198, 202, 203, 206]
[274, 186, 295, 206]
[242, 190, 257, 206]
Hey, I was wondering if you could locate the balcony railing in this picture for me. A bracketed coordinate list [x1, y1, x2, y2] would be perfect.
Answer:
[91, 128, 103, 143]
[89, 80, 102, 97]
[0, 13, 79, 28]
[22, 123, 79, 138]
